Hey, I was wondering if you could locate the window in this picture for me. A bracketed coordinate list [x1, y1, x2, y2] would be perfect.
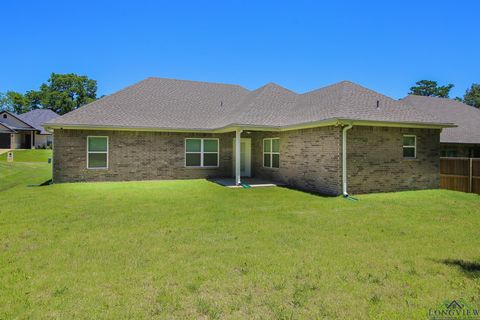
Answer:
[403, 135, 416, 158]
[87, 136, 108, 169]
[263, 138, 280, 168]
[185, 138, 219, 167]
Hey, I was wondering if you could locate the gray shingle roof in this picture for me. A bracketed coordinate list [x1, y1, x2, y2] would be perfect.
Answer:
[45, 77, 453, 131]
[18, 109, 59, 134]
[0, 122, 14, 133]
[0, 111, 37, 131]
[402, 95, 480, 144]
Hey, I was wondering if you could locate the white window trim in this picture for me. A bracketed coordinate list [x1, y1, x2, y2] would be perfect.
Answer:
[185, 138, 220, 168]
[403, 134, 416, 159]
[87, 136, 109, 169]
[263, 138, 280, 169]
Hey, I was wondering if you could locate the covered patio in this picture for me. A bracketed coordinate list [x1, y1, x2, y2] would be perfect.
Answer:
[14, 131, 36, 149]
[226, 128, 282, 188]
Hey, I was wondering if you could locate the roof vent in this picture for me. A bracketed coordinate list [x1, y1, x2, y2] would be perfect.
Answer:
[3, 114, 6, 119]
[220, 101, 223, 107]
[376, 100, 380, 108]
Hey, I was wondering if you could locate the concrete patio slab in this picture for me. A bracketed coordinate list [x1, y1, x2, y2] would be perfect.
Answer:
[211, 178, 285, 188]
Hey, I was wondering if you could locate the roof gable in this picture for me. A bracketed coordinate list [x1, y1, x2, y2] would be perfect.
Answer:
[0, 111, 37, 131]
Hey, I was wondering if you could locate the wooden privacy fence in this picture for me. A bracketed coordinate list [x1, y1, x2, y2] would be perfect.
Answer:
[440, 157, 480, 194]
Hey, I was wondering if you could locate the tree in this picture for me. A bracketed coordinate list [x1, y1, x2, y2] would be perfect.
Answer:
[463, 84, 480, 108]
[0, 73, 98, 115]
[0, 93, 7, 111]
[35, 73, 98, 114]
[25, 90, 43, 110]
[0, 91, 29, 114]
[409, 80, 454, 98]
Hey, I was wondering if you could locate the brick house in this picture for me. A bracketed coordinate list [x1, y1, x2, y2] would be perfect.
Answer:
[0, 109, 58, 149]
[44, 78, 455, 195]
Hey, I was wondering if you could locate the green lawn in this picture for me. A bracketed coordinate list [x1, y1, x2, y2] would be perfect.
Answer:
[0, 149, 52, 163]
[0, 162, 52, 192]
[1, 161, 479, 319]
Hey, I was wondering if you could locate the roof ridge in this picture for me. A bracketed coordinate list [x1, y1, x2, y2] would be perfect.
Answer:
[0, 110, 18, 116]
[402, 94, 449, 101]
[251, 82, 298, 95]
[302, 80, 353, 95]
[343, 80, 399, 102]
[403, 94, 480, 109]
[404, 94, 462, 103]
[304, 80, 400, 103]
[19, 108, 58, 116]
[146, 76, 249, 91]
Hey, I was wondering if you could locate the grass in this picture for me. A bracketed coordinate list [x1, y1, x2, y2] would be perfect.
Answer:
[1, 159, 480, 319]
[0, 149, 52, 163]
[0, 162, 52, 192]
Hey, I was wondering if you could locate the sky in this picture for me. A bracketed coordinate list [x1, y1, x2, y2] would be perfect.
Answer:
[1, 0, 479, 99]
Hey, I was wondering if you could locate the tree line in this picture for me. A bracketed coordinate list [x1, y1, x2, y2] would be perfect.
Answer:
[409, 80, 480, 108]
[0, 73, 97, 115]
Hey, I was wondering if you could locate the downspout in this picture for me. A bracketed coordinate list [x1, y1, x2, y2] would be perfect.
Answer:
[235, 128, 243, 186]
[342, 124, 353, 197]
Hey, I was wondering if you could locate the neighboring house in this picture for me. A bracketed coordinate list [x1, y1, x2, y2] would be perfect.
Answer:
[402, 95, 480, 158]
[0, 109, 59, 149]
[18, 109, 59, 148]
[44, 78, 455, 195]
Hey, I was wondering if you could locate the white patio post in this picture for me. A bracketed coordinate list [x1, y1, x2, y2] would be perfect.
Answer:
[235, 128, 242, 185]
[31, 131, 34, 149]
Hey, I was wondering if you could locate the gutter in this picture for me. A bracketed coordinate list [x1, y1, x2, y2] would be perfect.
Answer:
[342, 124, 353, 197]
[42, 118, 456, 134]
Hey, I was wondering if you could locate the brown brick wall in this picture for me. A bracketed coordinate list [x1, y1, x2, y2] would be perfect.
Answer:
[346, 126, 441, 194]
[249, 126, 342, 195]
[53, 129, 234, 183]
[53, 126, 441, 195]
